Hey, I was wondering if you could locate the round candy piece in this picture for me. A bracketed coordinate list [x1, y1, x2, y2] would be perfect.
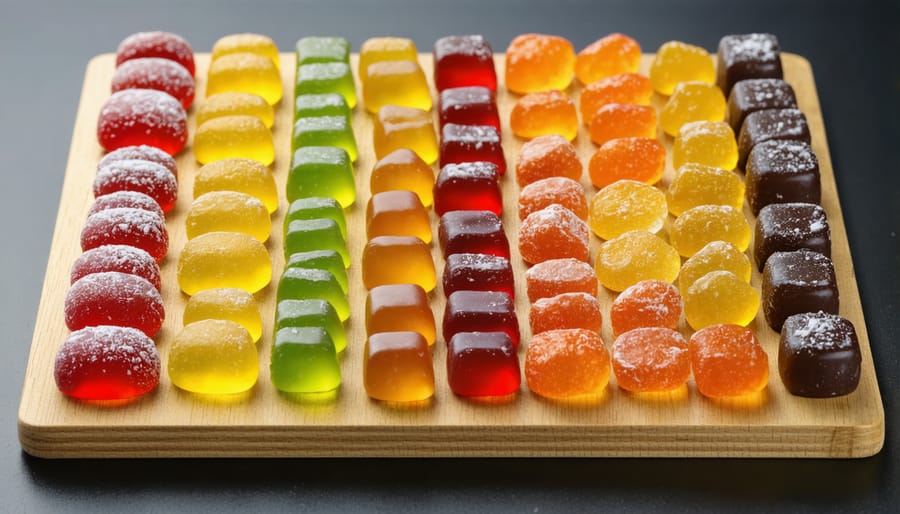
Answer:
[525, 257, 598, 302]
[525, 328, 610, 399]
[612, 327, 690, 392]
[515, 134, 583, 187]
[690, 324, 769, 398]
[673, 121, 738, 171]
[530, 292, 602, 335]
[183, 288, 263, 343]
[660, 81, 727, 137]
[168, 319, 259, 395]
[81, 207, 168, 262]
[177, 231, 272, 295]
[97, 89, 187, 155]
[194, 115, 274, 166]
[579, 73, 652, 123]
[575, 33, 641, 85]
[116, 31, 195, 76]
[197, 92, 274, 128]
[206, 52, 283, 105]
[678, 240, 752, 292]
[666, 163, 745, 216]
[588, 137, 666, 189]
[670, 205, 750, 257]
[588, 180, 667, 240]
[505, 34, 575, 94]
[589, 103, 657, 146]
[610, 280, 683, 337]
[54, 326, 160, 401]
[518, 177, 587, 220]
[518, 204, 590, 264]
[70, 244, 161, 291]
[194, 158, 278, 213]
[649, 41, 715, 96]
[684, 270, 760, 330]
[99, 145, 177, 179]
[212, 33, 280, 68]
[111, 57, 195, 109]
[65, 271, 164, 337]
[88, 191, 164, 219]
[509, 90, 578, 141]
[185, 191, 270, 242]
[93, 159, 177, 213]
[595, 230, 680, 292]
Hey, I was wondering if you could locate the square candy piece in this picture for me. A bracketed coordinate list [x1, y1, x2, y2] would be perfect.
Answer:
[762, 249, 839, 332]
[284, 196, 346, 238]
[443, 253, 514, 299]
[275, 299, 347, 353]
[737, 108, 810, 169]
[438, 87, 500, 130]
[362, 60, 432, 113]
[434, 35, 497, 91]
[746, 140, 820, 215]
[294, 94, 351, 123]
[292, 115, 358, 161]
[366, 284, 436, 345]
[277, 267, 349, 321]
[270, 327, 341, 393]
[284, 218, 349, 266]
[447, 332, 521, 397]
[296, 63, 357, 109]
[440, 123, 506, 175]
[296, 36, 350, 65]
[779, 312, 861, 398]
[364, 331, 435, 402]
[443, 291, 520, 347]
[716, 33, 783, 96]
[438, 210, 510, 258]
[754, 203, 830, 271]
[285, 250, 348, 293]
[366, 190, 432, 243]
[362, 236, 436, 291]
[373, 105, 438, 164]
[370, 149, 436, 208]
[358, 37, 418, 80]
[727, 78, 797, 133]
[433, 161, 502, 215]
[287, 146, 356, 207]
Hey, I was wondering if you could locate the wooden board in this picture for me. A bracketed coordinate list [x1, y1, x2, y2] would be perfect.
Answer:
[18, 52, 884, 458]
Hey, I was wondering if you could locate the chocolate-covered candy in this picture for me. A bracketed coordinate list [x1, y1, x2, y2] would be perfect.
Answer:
[779, 312, 860, 398]
[727, 78, 797, 133]
[754, 203, 831, 270]
[746, 140, 820, 215]
[716, 33, 783, 96]
[738, 108, 810, 170]
[762, 250, 838, 331]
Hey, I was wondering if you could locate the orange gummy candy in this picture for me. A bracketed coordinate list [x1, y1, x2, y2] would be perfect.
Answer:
[518, 204, 590, 264]
[515, 134, 582, 187]
[575, 33, 642, 86]
[612, 327, 690, 392]
[589, 103, 658, 146]
[579, 73, 652, 123]
[505, 34, 575, 94]
[588, 137, 666, 189]
[518, 177, 587, 220]
[530, 292, 602, 335]
[610, 280, 683, 337]
[525, 257, 597, 302]
[510, 90, 578, 141]
[690, 324, 769, 398]
[525, 328, 610, 399]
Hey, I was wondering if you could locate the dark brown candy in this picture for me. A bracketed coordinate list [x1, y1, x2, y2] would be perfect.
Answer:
[779, 312, 860, 398]
[745, 139, 820, 215]
[754, 203, 831, 270]
[762, 250, 838, 332]
[738, 108, 810, 170]
[716, 33, 783, 97]
[727, 78, 797, 133]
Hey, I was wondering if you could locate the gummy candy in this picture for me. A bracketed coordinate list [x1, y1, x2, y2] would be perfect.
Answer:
[366, 284, 436, 345]
[525, 258, 597, 302]
[779, 312, 860, 398]
[678, 241, 751, 292]
[168, 319, 258, 394]
[579, 73, 652, 123]
[609, 280, 682, 337]
[433, 161, 502, 216]
[94, 159, 177, 213]
[362, 236, 436, 292]
[284, 219, 349, 266]
[588, 103, 657, 147]
[510, 89, 578, 141]
[81, 207, 168, 262]
[762, 250, 838, 331]
[515, 134, 582, 187]
[370, 149, 435, 207]
[518, 177, 587, 220]
[438, 210, 510, 258]
[275, 299, 346, 352]
[518, 204, 590, 264]
[649, 41, 715, 95]
[277, 267, 349, 321]
[670, 205, 750, 257]
[284, 197, 346, 238]
[185, 191, 270, 242]
[588, 137, 665, 189]
[525, 328, 610, 399]
[286, 146, 355, 207]
[295, 63, 357, 109]
[447, 332, 521, 397]
[505, 34, 575, 94]
[70, 244, 161, 291]
[595, 230, 680, 292]
[672, 121, 738, 170]
[194, 115, 274, 165]
[684, 271, 759, 330]
[366, 190, 432, 243]
[97, 89, 187, 155]
[364, 331, 435, 402]
[294, 93, 350, 124]
[442, 253, 514, 299]
[199, 92, 274, 128]
[716, 33, 783, 96]
[271, 327, 341, 393]
[285, 250, 348, 293]
[665, 163, 744, 216]
[65, 272, 164, 337]
[194, 158, 278, 213]
[292, 115, 358, 162]
[439, 123, 505, 174]
[177, 231, 271, 295]
[530, 292, 602, 335]
[212, 33, 279, 68]
[373, 105, 438, 164]
[612, 327, 690, 392]
[207, 52, 282, 105]
[362, 60, 432, 113]
[754, 203, 830, 271]
[659, 81, 727, 137]
[588, 180, 667, 240]
[690, 323, 769, 397]
[358, 37, 418, 79]
[98, 144, 177, 179]
[745, 140, 820, 215]
[183, 288, 262, 343]
[112, 57, 194, 109]
[116, 31, 194, 76]
[438, 86, 500, 130]
[89, 191, 164, 219]
[575, 33, 641, 85]
[434, 35, 497, 91]
[296, 36, 350, 65]
[443, 291, 519, 347]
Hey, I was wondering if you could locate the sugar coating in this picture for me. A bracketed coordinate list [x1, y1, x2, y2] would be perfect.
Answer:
[518, 177, 587, 220]
[515, 134, 582, 187]
[371, 149, 436, 207]
[277, 267, 350, 321]
[287, 146, 356, 207]
[64, 271, 164, 337]
[717, 33, 782, 95]
[183, 288, 262, 342]
[71, 244, 161, 290]
[754, 202, 830, 270]
[649, 41, 715, 96]
[678, 240, 752, 292]
[779, 312, 861, 398]
[207, 52, 282, 105]
[673, 121, 738, 171]
[588, 103, 657, 146]
[116, 31, 195, 76]
[195, 158, 278, 213]
[588, 137, 666, 189]
[358, 37, 418, 79]
[276, 299, 347, 352]
[186, 191, 270, 242]
[292, 115, 358, 161]
[97, 89, 187, 155]
[610, 280, 683, 337]
[745, 139, 820, 214]
[670, 204, 750, 257]
[177, 232, 271, 295]
[434, 35, 497, 91]
[438, 86, 500, 130]
[98, 144, 177, 178]
[284, 196, 347, 238]
[168, 319, 258, 394]
[443, 253, 515, 299]
[612, 327, 690, 392]
[505, 33, 575, 93]
[443, 291, 520, 347]
[434, 161, 502, 216]
[296, 63, 357, 109]
[738, 108, 810, 169]
[81, 207, 168, 262]
[363, 236, 436, 292]
[112, 57, 195, 109]
[525, 329, 609, 399]
[666, 163, 745, 216]
[660, 81, 727, 137]
[438, 210, 510, 258]
[285, 218, 350, 266]
[727, 78, 797, 132]
[366, 190, 432, 243]
[575, 33, 641, 86]
[364, 331, 434, 402]
[89, 191, 164, 219]
[440, 123, 505, 174]
[579, 73, 652, 123]
[94, 159, 177, 213]
[510, 89, 578, 141]
[595, 230, 681, 292]
[194, 115, 274, 165]
[198, 92, 274, 128]
[525, 257, 597, 302]
[296, 36, 350, 65]
[589, 180, 667, 240]
[690, 323, 769, 397]
[286, 250, 349, 293]
[518, 204, 590, 264]
[366, 284, 436, 345]
[761, 249, 839, 331]
[684, 271, 760, 330]
[212, 33, 280, 69]
[271, 327, 341, 393]
[530, 292, 602, 335]
[373, 105, 438, 164]
[363, 60, 432, 113]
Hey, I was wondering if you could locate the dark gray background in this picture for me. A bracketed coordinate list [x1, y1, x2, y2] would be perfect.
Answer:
[2, 0, 898, 512]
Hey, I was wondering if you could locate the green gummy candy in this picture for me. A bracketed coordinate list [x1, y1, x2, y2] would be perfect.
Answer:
[284, 218, 349, 266]
[296, 37, 350, 65]
[292, 115, 358, 162]
[295, 63, 356, 109]
[277, 267, 349, 321]
[284, 196, 346, 238]
[285, 250, 348, 292]
[275, 299, 347, 352]
[294, 94, 351, 124]
[287, 146, 356, 207]
[271, 326, 341, 393]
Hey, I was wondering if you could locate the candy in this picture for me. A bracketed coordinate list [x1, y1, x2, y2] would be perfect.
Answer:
[649, 41, 715, 95]
[779, 312, 861, 398]
[530, 292, 602, 334]
[98, 144, 177, 178]
[93, 159, 177, 213]
[716, 33, 783, 96]
[370, 149, 436, 207]
[690, 324, 769, 398]
[284, 197, 346, 238]
[518, 204, 590, 264]
[439, 123, 505, 174]
[518, 177, 587, 221]
[525, 329, 610, 399]
[194, 115, 275, 165]
[684, 271, 760, 330]
[610, 280, 682, 337]
[294, 93, 350, 123]
[762, 250, 839, 331]
[362, 236, 436, 292]
[443, 291, 519, 347]
[88, 191, 164, 219]
[97, 89, 187, 155]
[447, 332, 520, 397]
[659, 82, 727, 137]
[665, 163, 745, 216]
[295, 63, 357, 109]
[745, 140, 820, 215]
[588, 103, 657, 147]
[54, 326, 160, 401]
[510, 90, 578, 141]
[755, 203, 830, 271]
[194, 158, 278, 213]
[207, 53, 282, 105]
[271, 327, 341, 393]
[364, 331, 434, 402]
[588, 137, 665, 189]
[292, 115, 358, 161]
[70, 244, 161, 291]
[678, 241, 752, 292]
[81, 208, 168, 262]
[579, 73, 652, 123]
[65, 272, 164, 337]
[438, 210, 510, 258]
[277, 268, 349, 321]
[525, 258, 597, 302]
[286, 250, 348, 293]
[588, 180, 667, 240]
[575, 33, 641, 85]
[185, 191, 270, 242]
[505, 34, 575, 93]
[111, 57, 194, 109]
[296, 36, 350, 65]
[212, 33, 279, 68]
[358, 37, 418, 79]
[442, 253, 514, 299]
[177, 232, 271, 295]
[275, 299, 346, 352]
[434, 35, 497, 91]
[670, 205, 750, 257]
[199, 92, 274, 128]
[612, 328, 690, 392]
[438, 86, 500, 130]
[116, 31, 194, 76]
[286, 146, 355, 207]
[366, 284, 436, 345]
[595, 230, 680, 292]
[372, 105, 438, 164]
[433, 161, 502, 215]
[672, 121, 738, 170]
[515, 134, 582, 187]
[737, 108, 810, 169]
[366, 190, 431, 243]
[362, 60, 432, 113]
[168, 320, 258, 394]
[183, 288, 262, 343]
[284, 219, 349, 266]
[727, 78, 797, 133]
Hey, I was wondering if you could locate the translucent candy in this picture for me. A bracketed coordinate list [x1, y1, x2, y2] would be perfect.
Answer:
[65, 272, 164, 337]
[97, 89, 187, 155]
[286, 146, 355, 208]
[370, 149, 436, 207]
[277, 268, 349, 321]
[438, 86, 500, 130]
[112, 57, 194, 109]
[366, 190, 432, 243]
[366, 284, 436, 345]
[505, 34, 575, 94]
[212, 33, 279, 68]
[177, 232, 271, 295]
[116, 31, 194, 76]
[194, 158, 278, 213]
[276, 299, 346, 352]
[373, 105, 438, 164]
[525, 329, 610, 399]
[206, 52, 282, 105]
[684, 271, 760, 330]
[588, 103, 657, 147]
[358, 37, 418, 80]
[690, 323, 769, 397]
[672, 121, 738, 170]
[294, 93, 350, 124]
[185, 191, 270, 242]
[575, 33, 641, 85]
[612, 328, 690, 392]
[649, 41, 715, 96]
[271, 327, 341, 393]
[194, 115, 274, 165]
[510, 90, 578, 141]
[447, 332, 520, 397]
[98, 144, 177, 178]
[588, 137, 665, 189]
[292, 115, 358, 161]
[588, 180, 667, 240]
[94, 159, 177, 213]
[443, 291, 519, 347]
[595, 230, 681, 292]
[530, 292, 602, 335]
[434, 161, 502, 216]
[439, 123, 505, 174]
[284, 219, 349, 266]
[168, 320, 258, 394]
[659, 81, 727, 137]
[515, 134, 582, 187]
[666, 163, 745, 216]
[81, 207, 168, 262]
[364, 331, 434, 402]
[670, 205, 750, 257]
[199, 92, 274, 128]
[70, 244, 161, 291]
[438, 210, 510, 258]
[285, 251, 348, 293]
[363, 60, 432, 113]
[296, 36, 350, 65]
[525, 258, 597, 302]
[183, 288, 262, 342]
[610, 280, 683, 337]
[284, 197, 347, 238]
[295, 63, 357, 109]
[89, 191, 164, 219]
[434, 35, 497, 91]
[518, 177, 587, 220]
[518, 204, 590, 264]
[442, 253, 514, 299]
[579, 73, 652, 123]
[678, 241, 752, 292]
[362, 236, 435, 292]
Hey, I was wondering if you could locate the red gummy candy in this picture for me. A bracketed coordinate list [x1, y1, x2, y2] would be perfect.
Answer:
[94, 159, 177, 213]
[88, 191, 164, 219]
[433, 161, 502, 215]
[443, 291, 520, 347]
[433, 35, 497, 92]
[71, 244, 162, 290]
[438, 86, 500, 130]
[442, 253, 515, 299]
[440, 123, 506, 174]
[116, 31, 195, 76]
[99, 144, 178, 179]
[65, 272, 165, 337]
[97, 89, 187, 155]
[111, 57, 195, 109]
[447, 331, 521, 397]
[81, 207, 168, 262]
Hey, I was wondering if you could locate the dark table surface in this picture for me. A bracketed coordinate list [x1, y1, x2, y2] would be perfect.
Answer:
[2, 0, 898, 512]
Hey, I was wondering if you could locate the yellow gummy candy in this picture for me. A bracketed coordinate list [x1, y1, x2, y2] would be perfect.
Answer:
[168, 319, 259, 394]
[649, 41, 716, 96]
[594, 230, 681, 292]
[589, 180, 668, 240]
[684, 270, 760, 330]
[673, 121, 738, 170]
[194, 158, 278, 213]
[362, 60, 432, 113]
[177, 231, 272, 295]
[183, 288, 263, 342]
[666, 163, 745, 216]
[678, 240, 752, 292]
[194, 115, 274, 166]
[197, 92, 275, 128]
[186, 191, 271, 242]
[358, 37, 418, 82]
[207, 52, 283, 105]
[212, 33, 280, 69]
[670, 204, 750, 257]
[660, 81, 726, 137]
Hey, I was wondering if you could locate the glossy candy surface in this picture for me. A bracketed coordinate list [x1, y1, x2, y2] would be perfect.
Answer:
[505, 34, 575, 93]
[296, 36, 350, 65]
[672, 121, 738, 171]
[447, 332, 520, 397]
[199, 92, 274, 128]
[439, 123, 505, 174]
[649, 41, 715, 95]
[362, 236, 435, 291]
[510, 90, 578, 141]
[443, 291, 519, 347]
[438, 210, 510, 258]
[363, 60, 431, 113]
[779, 312, 860, 398]
[610, 280, 683, 337]
[284, 197, 347, 238]
[292, 115, 358, 162]
[515, 135, 582, 187]
[358, 37, 418, 79]
[294, 93, 350, 123]
[185, 191, 270, 242]
[762, 250, 839, 331]
[177, 232, 271, 295]
[373, 105, 437, 164]
[194, 158, 278, 213]
[690, 324, 769, 398]
[194, 115, 274, 165]
[438, 86, 500, 130]
[525, 329, 610, 399]
[716, 33, 783, 96]
[612, 328, 690, 392]
[754, 203, 830, 271]
[666, 163, 744, 216]
[678, 241, 752, 292]
[207, 52, 282, 105]
[684, 271, 760, 330]
[575, 33, 641, 85]
[370, 149, 436, 207]
[366, 190, 432, 243]
[287, 146, 355, 207]
[277, 267, 349, 321]
[366, 284, 436, 345]
[588, 137, 665, 189]
[525, 258, 597, 302]
[295, 63, 357, 108]
[285, 251, 348, 293]
[168, 320, 258, 394]
[588, 180, 667, 240]
[670, 205, 750, 257]
[271, 327, 341, 393]
[442, 253, 514, 299]
[433, 161, 502, 216]
[275, 299, 346, 353]
[183, 288, 262, 343]
[212, 33, 279, 68]
[518, 204, 590, 264]
[364, 331, 434, 402]
[434, 35, 497, 91]
[660, 81, 727, 137]
[595, 230, 680, 292]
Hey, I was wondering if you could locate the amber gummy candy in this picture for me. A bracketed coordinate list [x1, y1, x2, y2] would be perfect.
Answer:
[518, 204, 590, 264]
[518, 177, 587, 220]
[505, 33, 575, 94]
[588, 137, 665, 189]
[509, 90, 578, 141]
[369, 149, 436, 208]
[579, 73, 652, 124]
[589, 103, 657, 147]
[610, 280, 683, 337]
[530, 292, 602, 335]
[525, 257, 597, 302]
[525, 329, 610, 399]
[515, 134, 583, 187]
[575, 33, 641, 85]
[612, 328, 690, 393]
[690, 324, 769, 398]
